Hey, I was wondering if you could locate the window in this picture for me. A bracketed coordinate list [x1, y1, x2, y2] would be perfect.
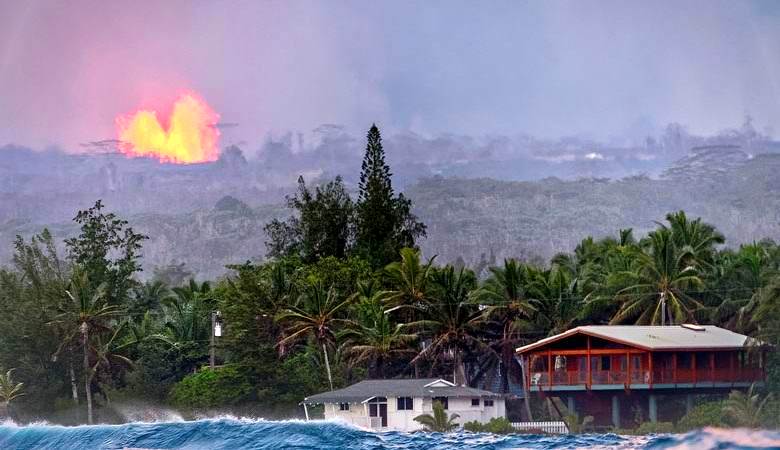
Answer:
[601, 356, 611, 370]
[397, 397, 414, 410]
[432, 396, 448, 409]
[339, 402, 349, 411]
[471, 398, 480, 406]
[484, 399, 494, 407]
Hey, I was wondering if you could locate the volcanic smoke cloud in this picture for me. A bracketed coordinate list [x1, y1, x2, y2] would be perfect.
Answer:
[116, 93, 220, 164]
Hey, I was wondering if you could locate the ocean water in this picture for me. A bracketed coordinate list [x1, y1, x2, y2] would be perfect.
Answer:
[0, 418, 779, 450]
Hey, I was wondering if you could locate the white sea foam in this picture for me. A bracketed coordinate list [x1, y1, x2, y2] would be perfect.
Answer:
[110, 401, 185, 423]
[665, 427, 780, 450]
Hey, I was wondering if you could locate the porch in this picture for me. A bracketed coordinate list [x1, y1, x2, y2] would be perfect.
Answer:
[527, 348, 764, 392]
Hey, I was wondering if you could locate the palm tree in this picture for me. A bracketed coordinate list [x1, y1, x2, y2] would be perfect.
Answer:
[129, 280, 169, 318]
[0, 369, 24, 418]
[609, 228, 704, 325]
[339, 292, 417, 378]
[51, 270, 123, 424]
[277, 282, 352, 390]
[384, 248, 435, 308]
[661, 211, 724, 267]
[470, 259, 535, 394]
[753, 278, 780, 346]
[527, 265, 579, 336]
[86, 322, 134, 406]
[711, 244, 778, 332]
[414, 401, 460, 432]
[161, 279, 212, 346]
[724, 384, 772, 428]
[268, 263, 296, 356]
[407, 266, 483, 386]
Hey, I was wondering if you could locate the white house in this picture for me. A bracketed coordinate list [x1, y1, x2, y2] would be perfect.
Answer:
[302, 378, 506, 432]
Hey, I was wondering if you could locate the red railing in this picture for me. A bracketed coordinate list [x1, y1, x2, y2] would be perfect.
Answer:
[530, 367, 763, 388]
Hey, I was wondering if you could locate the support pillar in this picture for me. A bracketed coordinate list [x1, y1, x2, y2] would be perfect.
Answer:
[649, 394, 658, 423]
[612, 395, 620, 429]
[303, 403, 310, 421]
[567, 396, 575, 415]
[685, 394, 693, 415]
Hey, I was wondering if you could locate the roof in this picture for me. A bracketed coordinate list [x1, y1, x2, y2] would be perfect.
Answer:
[303, 378, 502, 404]
[516, 325, 763, 354]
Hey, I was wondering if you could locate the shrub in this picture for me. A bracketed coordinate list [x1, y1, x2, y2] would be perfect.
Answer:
[463, 417, 514, 434]
[676, 401, 726, 431]
[463, 420, 483, 432]
[171, 365, 254, 409]
[634, 421, 675, 434]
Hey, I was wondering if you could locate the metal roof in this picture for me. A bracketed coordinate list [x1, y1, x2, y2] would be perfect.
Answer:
[516, 325, 762, 354]
[303, 378, 502, 404]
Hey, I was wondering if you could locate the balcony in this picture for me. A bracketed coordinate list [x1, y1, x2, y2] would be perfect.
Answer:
[529, 367, 764, 391]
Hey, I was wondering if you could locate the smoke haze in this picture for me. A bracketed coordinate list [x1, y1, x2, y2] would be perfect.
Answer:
[1, 0, 780, 151]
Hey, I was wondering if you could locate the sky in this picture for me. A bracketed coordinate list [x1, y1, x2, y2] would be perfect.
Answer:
[0, 0, 779, 152]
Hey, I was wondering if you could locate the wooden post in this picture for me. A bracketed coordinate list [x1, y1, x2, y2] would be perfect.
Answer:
[547, 350, 553, 389]
[648, 352, 653, 388]
[587, 336, 592, 389]
[626, 351, 631, 388]
[672, 353, 677, 384]
[710, 352, 715, 382]
[729, 352, 735, 385]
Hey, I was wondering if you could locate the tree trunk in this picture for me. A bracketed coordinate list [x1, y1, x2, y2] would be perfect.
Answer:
[322, 342, 333, 391]
[0, 401, 8, 419]
[82, 322, 93, 425]
[69, 362, 79, 405]
[454, 352, 467, 386]
[519, 355, 534, 421]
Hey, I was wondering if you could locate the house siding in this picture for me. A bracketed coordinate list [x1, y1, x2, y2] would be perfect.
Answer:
[322, 396, 506, 432]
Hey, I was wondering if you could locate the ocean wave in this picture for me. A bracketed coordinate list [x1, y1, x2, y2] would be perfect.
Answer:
[0, 419, 778, 450]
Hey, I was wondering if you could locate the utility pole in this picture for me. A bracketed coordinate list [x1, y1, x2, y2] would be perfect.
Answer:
[210, 312, 216, 368]
[210, 311, 222, 368]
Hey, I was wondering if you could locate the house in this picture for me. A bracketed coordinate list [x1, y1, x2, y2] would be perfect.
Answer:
[302, 378, 506, 431]
[516, 324, 767, 427]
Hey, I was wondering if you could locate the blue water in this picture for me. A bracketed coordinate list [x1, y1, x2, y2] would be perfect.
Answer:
[1, 418, 779, 450]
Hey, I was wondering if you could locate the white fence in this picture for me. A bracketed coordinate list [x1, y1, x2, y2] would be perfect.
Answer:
[511, 421, 569, 434]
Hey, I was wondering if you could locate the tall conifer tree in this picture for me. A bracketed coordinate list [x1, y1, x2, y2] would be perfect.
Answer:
[355, 124, 426, 268]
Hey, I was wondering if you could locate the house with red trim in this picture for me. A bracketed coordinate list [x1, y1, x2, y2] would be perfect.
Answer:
[516, 324, 767, 427]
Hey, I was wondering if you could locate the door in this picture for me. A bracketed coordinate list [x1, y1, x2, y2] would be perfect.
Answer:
[368, 397, 388, 428]
[379, 403, 387, 427]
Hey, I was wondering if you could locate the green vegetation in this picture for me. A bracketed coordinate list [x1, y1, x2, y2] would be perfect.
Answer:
[171, 365, 254, 409]
[649, 388, 780, 432]
[414, 401, 459, 432]
[0, 125, 779, 431]
[676, 401, 727, 431]
[563, 413, 594, 434]
[0, 369, 24, 418]
[463, 417, 514, 434]
[723, 384, 773, 428]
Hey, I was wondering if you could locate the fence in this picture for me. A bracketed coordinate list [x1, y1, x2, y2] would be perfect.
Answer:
[511, 421, 569, 434]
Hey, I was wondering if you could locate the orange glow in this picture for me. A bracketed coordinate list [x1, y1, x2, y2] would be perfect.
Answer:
[116, 92, 220, 164]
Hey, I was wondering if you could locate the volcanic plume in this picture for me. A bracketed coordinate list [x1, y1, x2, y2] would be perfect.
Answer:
[116, 92, 220, 164]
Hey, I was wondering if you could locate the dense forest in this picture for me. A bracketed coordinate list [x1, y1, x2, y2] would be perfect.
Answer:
[1, 125, 779, 432]
[3, 121, 780, 280]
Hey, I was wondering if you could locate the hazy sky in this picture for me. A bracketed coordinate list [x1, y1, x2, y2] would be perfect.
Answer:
[1, 0, 779, 151]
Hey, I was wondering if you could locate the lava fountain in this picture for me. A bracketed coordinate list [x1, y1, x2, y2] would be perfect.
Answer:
[116, 92, 220, 164]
